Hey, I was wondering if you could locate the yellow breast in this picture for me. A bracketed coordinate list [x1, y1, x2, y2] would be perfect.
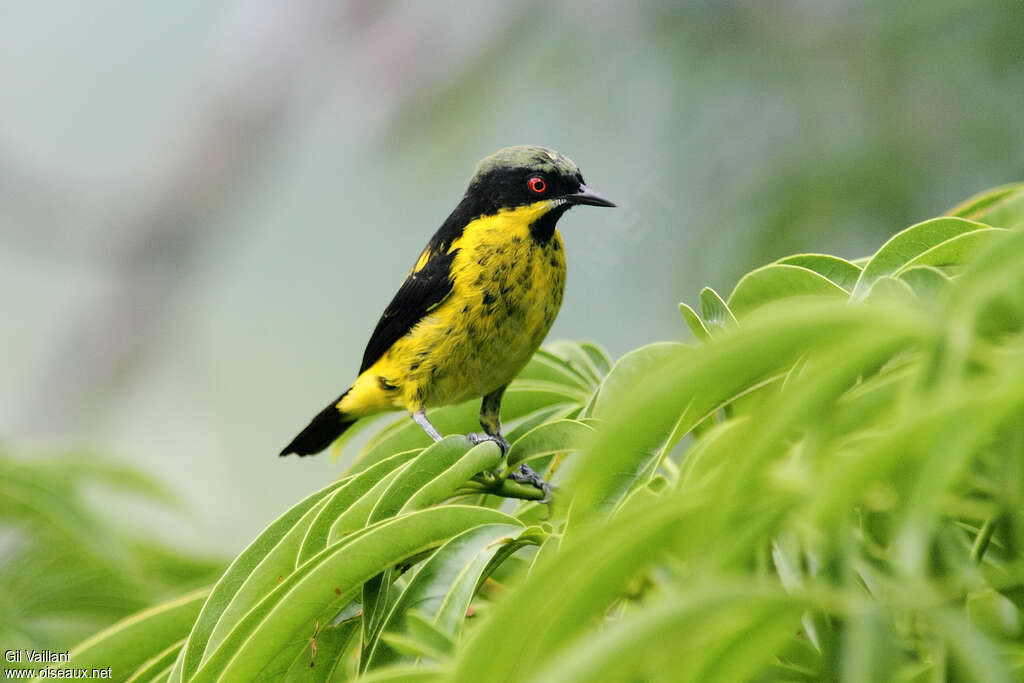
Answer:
[362, 201, 566, 413]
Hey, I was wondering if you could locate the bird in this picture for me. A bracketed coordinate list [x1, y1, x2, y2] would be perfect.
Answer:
[280, 146, 615, 499]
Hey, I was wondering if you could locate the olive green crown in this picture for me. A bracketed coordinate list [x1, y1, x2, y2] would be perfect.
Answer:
[471, 145, 580, 182]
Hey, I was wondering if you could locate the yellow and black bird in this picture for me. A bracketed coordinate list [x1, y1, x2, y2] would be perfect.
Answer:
[280, 146, 615, 498]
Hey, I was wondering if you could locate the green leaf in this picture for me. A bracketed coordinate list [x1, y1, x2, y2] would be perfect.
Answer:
[728, 264, 849, 318]
[399, 442, 503, 513]
[348, 382, 587, 474]
[544, 340, 606, 387]
[378, 631, 449, 663]
[328, 467, 412, 543]
[776, 253, 862, 292]
[364, 523, 522, 669]
[125, 640, 185, 683]
[369, 437, 483, 522]
[571, 302, 924, 524]
[404, 612, 456, 656]
[897, 265, 951, 302]
[297, 449, 421, 565]
[61, 589, 207, 683]
[180, 480, 347, 679]
[894, 228, 1009, 274]
[203, 494, 338, 657]
[578, 341, 613, 377]
[677, 417, 750, 489]
[946, 182, 1024, 219]
[280, 620, 359, 682]
[864, 275, 917, 305]
[852, 216, 986, 297]
[503, 403, 579, 443]
[452, 487, 762, 682]
[839, 607, 899, 683]
[532, 587, 803, 683]
[968, 186, 1024, 228]
[359, 440, 505, 650]
[931, 609, 1014, 683]
[590, 342, 693, 421]
[191, 506, 519, 682]
[679, 302, 712, 342]
[356, 665, 445, 682]
[517, 349, 593, 391]
[700, 286, 738, 334]
[506, 419, 594, 469]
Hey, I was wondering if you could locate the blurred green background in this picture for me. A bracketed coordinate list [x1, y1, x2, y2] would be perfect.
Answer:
[2, 0, 1022, 560]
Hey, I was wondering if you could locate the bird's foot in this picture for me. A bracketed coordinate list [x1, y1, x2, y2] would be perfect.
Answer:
[466, 434, 551, 502]
[509, 463, 552, 504]
[467, 432, 510, 456]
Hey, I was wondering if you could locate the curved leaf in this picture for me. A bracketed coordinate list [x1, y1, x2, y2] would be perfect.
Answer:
[297, 449, 421, 565]
[180, 480, 348, 679]
[571, 302, 925, 524]
[516, 349, 593, 391]
[364, 522, 524, 669]
[969, 186, 1024, 228]
[203, 494, 337, 656]
[946, 182, 1024, 219]
[895, 227, 1009, 274]
[503, 403, 579, 443]
[852, 216, 986, 297]
[356, 666, 444, 683]
[191, 506, 519, 682]
[280, 620, 359, 681]
[864, 275, 917, 305]
[700, 286, 738, 334]
[679, 302, 712, 342]
[578, 341, 613, 377]
[399, 442, 502, 514]
[591, 342, 693, 420]
[369, 437, 479, 523]
[328, 466, 411, 543]
[898, 265, 951, 301]
[507, 419, 594, 468]
[544, 340, 606, 387]
[776, 253, 862, 292]
[450, 491, 712, 682]
[728, 264, 849, 317]
[59, 589, 207, 683]
[532, 588, 803, 683]
[348, 382, 587, 474]
[125, 640, 184, 683]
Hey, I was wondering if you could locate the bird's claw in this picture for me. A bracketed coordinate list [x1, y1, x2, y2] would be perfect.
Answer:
[509, 463, 552, 503]
[466, 434, 551, 502]
[467, 432, 510, 456]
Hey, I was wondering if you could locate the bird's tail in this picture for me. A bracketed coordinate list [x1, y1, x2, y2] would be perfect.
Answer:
[280, 389, 357, 456]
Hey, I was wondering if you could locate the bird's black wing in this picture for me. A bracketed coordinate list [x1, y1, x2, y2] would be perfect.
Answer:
[358, 245, 458, 374]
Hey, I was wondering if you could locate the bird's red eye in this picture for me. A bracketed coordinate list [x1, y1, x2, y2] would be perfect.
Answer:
[527, 176, 547, 194]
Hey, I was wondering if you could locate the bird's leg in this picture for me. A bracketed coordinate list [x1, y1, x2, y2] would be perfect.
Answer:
[469, 385, 552, 503]
[411, 409, 443, 442]
[467, 385, 511, 454]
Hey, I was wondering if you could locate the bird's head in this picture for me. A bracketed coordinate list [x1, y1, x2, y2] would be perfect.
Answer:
[463, 145, 615, 219]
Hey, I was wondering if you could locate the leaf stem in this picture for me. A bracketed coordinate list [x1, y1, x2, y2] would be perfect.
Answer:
[970, 515, 998, 564]
[458, 478, 547, 501]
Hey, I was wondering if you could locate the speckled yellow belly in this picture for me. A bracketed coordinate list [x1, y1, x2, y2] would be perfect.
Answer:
[346, 203, 566, 415]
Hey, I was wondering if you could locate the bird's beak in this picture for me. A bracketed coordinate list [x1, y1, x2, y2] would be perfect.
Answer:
[565, 184, 616, 207]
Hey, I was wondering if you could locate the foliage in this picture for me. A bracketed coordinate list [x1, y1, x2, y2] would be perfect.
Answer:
[0, 450, 224, 675]
[50, 183, 1024, 681]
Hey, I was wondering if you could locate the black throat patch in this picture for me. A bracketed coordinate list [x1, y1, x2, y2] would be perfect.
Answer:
[529, 204, 571, 243]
